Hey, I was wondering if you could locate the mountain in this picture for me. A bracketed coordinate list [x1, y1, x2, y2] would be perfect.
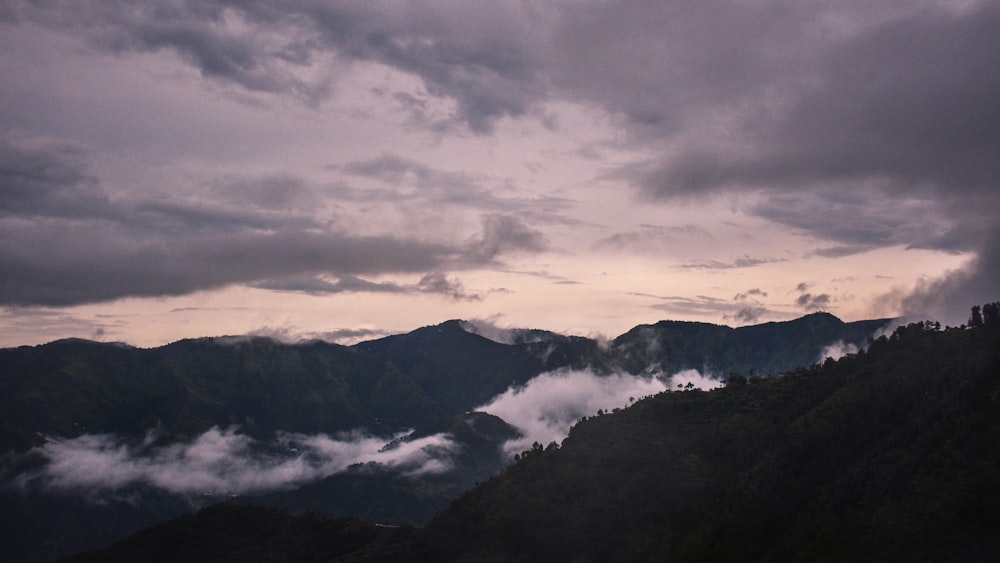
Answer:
[65, 313, 1000, 562]
[609, 311, 889, 377]
[420, 320, 1000, 561]
[1, 313, 892, 561]
[351, 319, 597, 413]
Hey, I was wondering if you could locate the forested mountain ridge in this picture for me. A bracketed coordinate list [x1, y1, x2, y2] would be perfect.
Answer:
[1, 312, 893, 561]
[609, 311, 889, 376]
[420, 317, 1000, 561]
[58, 309, 1000, 562]
[0, 312, 883, 454]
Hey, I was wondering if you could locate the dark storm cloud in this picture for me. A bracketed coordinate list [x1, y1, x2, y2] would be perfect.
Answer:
[0, 218, 456, 306]
[0, 138, 110, 219]
[0, 139, 539, 306]
[7, 0, 548, 130]
[639, 4, 1000, 199]
[5, 1, 998, 319]
[252, 272, 479, 301]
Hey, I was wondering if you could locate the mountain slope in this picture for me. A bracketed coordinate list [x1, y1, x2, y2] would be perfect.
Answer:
[420, 320, 1000, 561]
[610, 311, 889, 377]
[0, 312, 897, 561]
[0, 337, 437, 453]
[60, 314, 1000, 562]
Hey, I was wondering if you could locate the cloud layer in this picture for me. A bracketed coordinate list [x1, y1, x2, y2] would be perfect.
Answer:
[12, 427, 456, 497]
[475, 368, 721, 456]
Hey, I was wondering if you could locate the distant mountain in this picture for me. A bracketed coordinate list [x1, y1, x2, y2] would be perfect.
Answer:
[1, 312, 893, 561]
[609, 311, 889, 377]
[0, 336, 438, 452]
[62, 313, 1000, 562]
[351, 319, 598, 413]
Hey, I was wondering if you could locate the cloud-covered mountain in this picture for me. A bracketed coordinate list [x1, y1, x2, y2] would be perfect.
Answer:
[0, 313, 889, 561]
[54, 310, 1000, 562]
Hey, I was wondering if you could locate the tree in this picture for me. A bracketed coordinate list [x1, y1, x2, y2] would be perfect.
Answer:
[983, 302, 1000, 327]
[969, 305, 983, 328]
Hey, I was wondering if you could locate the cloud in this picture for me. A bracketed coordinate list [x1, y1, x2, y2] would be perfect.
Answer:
[0, 138, 553, 307]
[464, 214, 548, 263]
[475, 368, 675, 456]
[734, 288, 767, 301]
[679, 255, 784, 270]
[730, 307, 766, 324]
[876, 227, 1000, 326]
[796, 292, 832, 312]
[12, 426, 457, 497]
[816, 340, 859, 364]
[0, 137, 109, 220]
[640, 293, 773, 325]
[4, 1, 999, 334]
[8, 1, 550, 131]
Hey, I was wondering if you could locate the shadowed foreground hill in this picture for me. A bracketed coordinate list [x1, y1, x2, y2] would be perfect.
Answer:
[423, 320, 1000, 561]
[70, 314, 1000, 562]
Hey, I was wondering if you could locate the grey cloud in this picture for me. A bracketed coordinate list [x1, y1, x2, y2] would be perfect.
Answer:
[0, 138, 109, 219]
[252, 272, 480, 301]
[15, 426, 458, 497]
[797, 293, 832, 311]
[734, 288, 767, 301]
[13, 1, 331, 104]
[8, 1, 547, 131]
[640, 3, 1000, 199]
[2, 138, 556, 307]
[416, 272, 479, 301]
[210, 174, 316, 210]
[0, 219, 455, 306]
[731, 307, 766, 324]
[644, 294, 743, 320]
[341, 153, 573, 214]
[464, 214, 548, 263]
[7, 1, 998, 321]
[679, 255, 783, 270]
[251, 274, 406, 296]
[877, 225, 1000, 326]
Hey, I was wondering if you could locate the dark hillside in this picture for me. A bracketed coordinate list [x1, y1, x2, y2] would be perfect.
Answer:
[610, 312, 890, 376]
[352, 320, 560, 413]
[0, 337, 436, 452]
[422, 318, 1000, 561]
[62, 309, 1000, 562]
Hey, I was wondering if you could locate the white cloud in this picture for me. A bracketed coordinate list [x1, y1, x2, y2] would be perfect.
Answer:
[475, 368, 721, 457]
[13, 426, 457, 497]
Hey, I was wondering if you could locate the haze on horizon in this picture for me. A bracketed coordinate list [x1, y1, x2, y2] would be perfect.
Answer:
[2, 0, 998, 348]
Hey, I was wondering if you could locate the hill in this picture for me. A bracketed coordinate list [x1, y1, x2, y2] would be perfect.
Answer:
[1, 312, 892, 561]
[61, 310, 1000, 561]
[609, 311, 889, 376]
[422, 319, 1000, 561]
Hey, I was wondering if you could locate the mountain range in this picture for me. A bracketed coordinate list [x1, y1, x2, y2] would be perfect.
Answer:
[49, 308, 1000, 562]
[1, 312, 896, 561]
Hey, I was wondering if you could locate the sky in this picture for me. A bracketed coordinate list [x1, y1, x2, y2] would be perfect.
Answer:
[1, 0, 998, 348]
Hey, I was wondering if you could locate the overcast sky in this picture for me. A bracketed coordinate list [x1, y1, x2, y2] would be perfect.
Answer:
[1, 0, 997, 347]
